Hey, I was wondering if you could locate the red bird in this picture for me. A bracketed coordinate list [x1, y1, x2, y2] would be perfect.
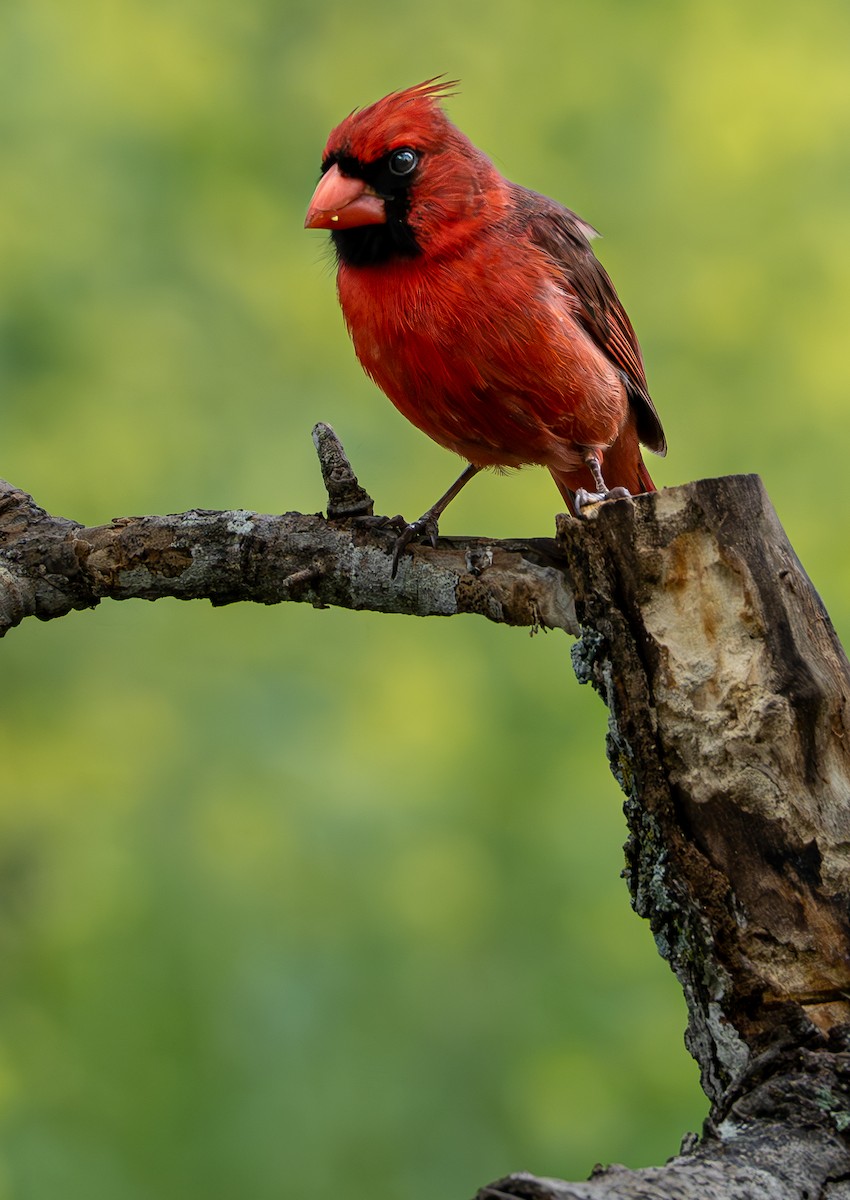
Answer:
[305, 80, 665, 570]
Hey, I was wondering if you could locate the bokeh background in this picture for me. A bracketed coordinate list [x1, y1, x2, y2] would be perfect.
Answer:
[2, 2, 850, 1197]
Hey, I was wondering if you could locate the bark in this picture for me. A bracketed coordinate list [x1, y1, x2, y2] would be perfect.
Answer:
[0, 427, 574, 637]
[3, 427, 850, 1197]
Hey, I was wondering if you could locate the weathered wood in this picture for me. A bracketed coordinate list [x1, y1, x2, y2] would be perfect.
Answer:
[559, 476, 850, 1105]
[478, 1102, 850, 1198]
[0, 481, 577, 638]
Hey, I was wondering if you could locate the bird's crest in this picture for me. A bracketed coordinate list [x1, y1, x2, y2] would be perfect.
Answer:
[323, 78, 460, 166]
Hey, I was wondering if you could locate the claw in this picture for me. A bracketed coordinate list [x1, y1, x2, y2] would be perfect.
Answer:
[383, 462, 482, 579]
[391, 512, 440, 577]
[574, 485, 632, 517]
[574, 487, 606, 515]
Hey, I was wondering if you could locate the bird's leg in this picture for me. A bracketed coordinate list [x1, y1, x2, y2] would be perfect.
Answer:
[574, 449, 631, 516]
[584, 451, 608, 495]
[391, 463, 481, 576]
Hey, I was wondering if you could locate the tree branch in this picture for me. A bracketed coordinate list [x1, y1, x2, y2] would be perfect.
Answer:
[0, 425, 576, 637]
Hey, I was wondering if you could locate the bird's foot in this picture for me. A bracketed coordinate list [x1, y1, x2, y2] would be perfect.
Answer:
[391, 512, 440, 578]
[349, 511, 438, 577]
[574, 486, 631, 516]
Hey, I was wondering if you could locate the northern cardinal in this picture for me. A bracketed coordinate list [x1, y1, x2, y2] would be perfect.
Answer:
[305, 80, 665, 571]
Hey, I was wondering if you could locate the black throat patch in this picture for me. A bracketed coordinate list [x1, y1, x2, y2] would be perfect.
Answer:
[323, 151, 422, 267]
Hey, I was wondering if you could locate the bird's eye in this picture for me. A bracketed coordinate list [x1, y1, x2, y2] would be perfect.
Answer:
[388, 148, 418, 177]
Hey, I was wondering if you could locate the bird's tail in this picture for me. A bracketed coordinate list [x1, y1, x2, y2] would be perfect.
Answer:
[636, 455, 657, 496]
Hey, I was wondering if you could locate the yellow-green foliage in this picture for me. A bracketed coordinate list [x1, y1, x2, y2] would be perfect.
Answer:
[2, 2, 849, 1196]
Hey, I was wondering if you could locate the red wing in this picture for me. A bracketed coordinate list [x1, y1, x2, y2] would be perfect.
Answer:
[514, 184, 666, 456]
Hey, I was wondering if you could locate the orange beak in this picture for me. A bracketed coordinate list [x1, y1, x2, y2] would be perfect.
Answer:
[304, 164, 387, 231]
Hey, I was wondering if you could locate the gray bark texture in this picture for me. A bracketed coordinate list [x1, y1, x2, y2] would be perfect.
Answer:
[3, 426, 850, 1198]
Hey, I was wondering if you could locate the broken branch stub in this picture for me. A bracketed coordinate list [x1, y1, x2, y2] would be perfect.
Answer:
[558, 475, 850, 1109]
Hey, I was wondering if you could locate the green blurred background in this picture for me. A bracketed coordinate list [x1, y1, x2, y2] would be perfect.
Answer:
[2, 1, 850, 1196]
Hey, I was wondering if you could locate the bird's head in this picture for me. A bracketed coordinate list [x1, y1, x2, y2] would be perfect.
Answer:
[305, 79, 506, 266]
